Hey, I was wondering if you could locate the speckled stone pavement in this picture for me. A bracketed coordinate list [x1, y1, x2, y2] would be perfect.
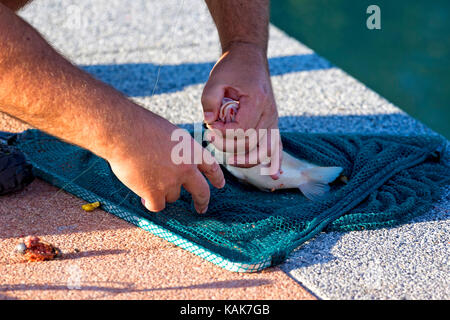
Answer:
[0, 0, 448, 300]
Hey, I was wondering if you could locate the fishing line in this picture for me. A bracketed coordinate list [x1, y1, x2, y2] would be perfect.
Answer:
[114, 0, 186, 207]
[45, 0, 187, 209]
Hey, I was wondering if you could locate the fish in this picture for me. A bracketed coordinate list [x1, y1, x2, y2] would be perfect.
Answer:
[206, 98, 344, 201]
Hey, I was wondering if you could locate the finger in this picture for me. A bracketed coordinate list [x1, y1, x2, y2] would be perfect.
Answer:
[227, 123, 282, 174]
[141, 194, 166, 212]
[206, 126, 258, 154]
[202, 83, 226, 124]
[261, 128, 282, 177]
[165, 186, 181, 203]
[269, 136, 283, 180]
[208, 95, 270, 153]
[207, 99, 261, 136]
[226, 113, 275, 167]
[198, 149, 226, 189]
[228, 129, 269, 167]
[183, 169, 211, 214]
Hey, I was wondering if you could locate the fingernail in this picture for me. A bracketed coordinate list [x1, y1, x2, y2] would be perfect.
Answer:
[204, 112, 215, 123]
[271, 173, 280, 180]
[270, 169, 281, 180]
[199, 206, 208, 214]
[141, 198, 151, 211]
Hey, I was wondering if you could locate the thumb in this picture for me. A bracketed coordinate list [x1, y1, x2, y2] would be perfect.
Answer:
[201, 82, 225, 124]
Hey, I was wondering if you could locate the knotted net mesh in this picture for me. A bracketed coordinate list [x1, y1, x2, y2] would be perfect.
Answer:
[11, 129, 450, 271]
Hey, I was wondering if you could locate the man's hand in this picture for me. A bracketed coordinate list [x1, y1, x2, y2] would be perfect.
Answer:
[203, 0, 283, 179]
[107, 110, 225, 214]
[202, 42, 282, 178]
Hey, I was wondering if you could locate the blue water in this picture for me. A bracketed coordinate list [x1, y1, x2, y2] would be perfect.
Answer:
[271, 0, 450, 138]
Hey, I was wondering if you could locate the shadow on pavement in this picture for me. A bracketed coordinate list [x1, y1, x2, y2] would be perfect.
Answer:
[80, 53, 333, 97]
[0, 279, 272, 296]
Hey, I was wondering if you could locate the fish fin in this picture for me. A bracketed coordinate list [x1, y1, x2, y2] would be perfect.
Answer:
[298, 166, 343, 201]
[298, 181, 330, 201]
[303, 166, 343, 184]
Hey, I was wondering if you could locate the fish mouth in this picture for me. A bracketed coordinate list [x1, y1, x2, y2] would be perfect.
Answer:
[219, 98, 240, 123]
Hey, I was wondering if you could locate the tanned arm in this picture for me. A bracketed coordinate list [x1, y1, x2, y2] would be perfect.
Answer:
[0, 4, 138, 159]
[204, 0, 269, 52]
[0, 4, 224, 213]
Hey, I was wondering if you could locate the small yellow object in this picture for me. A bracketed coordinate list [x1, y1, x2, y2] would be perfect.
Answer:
[82, 201, 100, 212]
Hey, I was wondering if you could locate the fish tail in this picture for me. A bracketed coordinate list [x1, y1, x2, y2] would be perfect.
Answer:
[298, 166, 343, 201]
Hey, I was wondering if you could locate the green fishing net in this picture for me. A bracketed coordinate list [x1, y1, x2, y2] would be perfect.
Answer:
[9, 129, 450, 272]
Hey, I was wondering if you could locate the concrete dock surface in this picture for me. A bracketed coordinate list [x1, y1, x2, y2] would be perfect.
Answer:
[0, 0, 448, 299]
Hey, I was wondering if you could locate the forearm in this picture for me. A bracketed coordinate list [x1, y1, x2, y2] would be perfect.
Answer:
[0, 5, 149, 160]
[0, 0, 30, 11]
[205, 0, 269, 53]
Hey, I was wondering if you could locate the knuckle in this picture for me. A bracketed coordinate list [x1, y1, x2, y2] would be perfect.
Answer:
[183, 165, 204, 182]
[163, 179, 179, 193]
[203, 162, 219, 175]
[201, 90, 214, 107]
[179, 163, 195, 175]
[166, 193, 180, 203]
[200, 94, 208, 106]
[194, 181, 210, 199]
[185, 165, 198, 177]
[196, 190, 209, 203]
[253, 84, 269, 100]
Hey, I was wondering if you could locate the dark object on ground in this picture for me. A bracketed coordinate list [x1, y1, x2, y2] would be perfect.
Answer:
[15, 236, 61, 262]
[0, 142, 34, 196]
